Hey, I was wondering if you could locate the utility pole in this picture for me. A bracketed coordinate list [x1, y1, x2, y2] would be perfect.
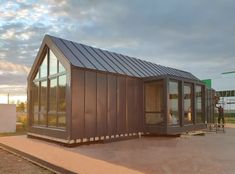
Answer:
[7, 93, 9, 104]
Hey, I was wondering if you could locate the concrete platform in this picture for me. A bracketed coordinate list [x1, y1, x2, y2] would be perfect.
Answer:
[1, 125, 235, 174]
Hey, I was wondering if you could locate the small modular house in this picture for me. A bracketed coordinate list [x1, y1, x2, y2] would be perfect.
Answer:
[27, 35, 206, 144]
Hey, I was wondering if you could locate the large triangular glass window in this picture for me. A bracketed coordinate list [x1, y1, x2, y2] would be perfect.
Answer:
[31, 47, 66, 129]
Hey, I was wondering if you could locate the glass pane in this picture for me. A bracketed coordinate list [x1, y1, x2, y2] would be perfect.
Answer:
[39, 112, 47, 125]
[169, 81, 179, 125]
[58, 75, 66, 112]
[48, 112, 57, 127]
[39, 81, 47, 125]
[35, 71, 39, 80]
[49, 78, 57, 112]
[49, 50, 58, 75]
[59, 61, 66, 73]
[34, 113, 38, 125]
[145, 113, 163, 125]
[196, 85, 203, 123]
[184, 83, 193, 124]
[40, 53, 48, 78]
[32, 81, 39, 125]
[48, 78, 57, 127]
[32, 82, 39, 113]
[58, 113, 66, 128]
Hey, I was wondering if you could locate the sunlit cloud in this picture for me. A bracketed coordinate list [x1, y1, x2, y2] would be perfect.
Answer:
[0, 60, 30, 74]
[0, 85, 27, 95]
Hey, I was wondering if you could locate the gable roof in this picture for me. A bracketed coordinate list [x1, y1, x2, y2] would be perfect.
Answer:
[47, 35, 199, 80]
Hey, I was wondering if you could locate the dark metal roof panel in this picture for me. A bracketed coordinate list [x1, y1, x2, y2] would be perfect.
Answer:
[50, 36, 84, 67]
[145, 61, 163, 76]
[135, 59, 156, 76]
[114, 53, 144, 77]
[61, 39, 95, 69]
[74, 43, 107, 71]
[48, 35, 199, 81]
[121, 55, 148, 77]
[81, 45, 116, 73]
[93, 48, 126, 75]
[105, 51, 137, 76]
[125, 56, 153, 77]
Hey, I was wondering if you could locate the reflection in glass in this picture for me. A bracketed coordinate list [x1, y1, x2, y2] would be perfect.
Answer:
[34, 113, 38, 125]
[49, 50, 58, 75]
[184, 83, 193, 124]
[169, 81, 179, 125]
[40, 54, 47, 78]
[58, 113, 66, 128]
[31, 48, 66, 129]
[48, 78, 57, 127]
[40, 81, 47, 125]
[32, 81, 39, 125]
[58, 75, 66, 112]
[35, 71, 39, 79]
[145, 81, 163, 125]
[49, 78, 57, 111]
[48, 112, 57, 127]
[59, 61, 65, 73]
[196, 85, 204, 123]
[58, 75, 66, 128]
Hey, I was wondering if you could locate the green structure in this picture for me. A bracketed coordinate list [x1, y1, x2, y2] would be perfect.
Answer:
[202, 79, 212, 89]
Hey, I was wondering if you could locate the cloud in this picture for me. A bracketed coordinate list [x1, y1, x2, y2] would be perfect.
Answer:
[0, 0, 235, 94]
[0, 85, 27, 95]
[0, 60, 29, 94]
[0, 60, 30, 74]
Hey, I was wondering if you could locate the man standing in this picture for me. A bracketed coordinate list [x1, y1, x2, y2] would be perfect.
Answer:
[216, 105, 224, 127]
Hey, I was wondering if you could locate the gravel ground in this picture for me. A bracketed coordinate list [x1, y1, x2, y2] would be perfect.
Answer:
[0, 148, 54, 174]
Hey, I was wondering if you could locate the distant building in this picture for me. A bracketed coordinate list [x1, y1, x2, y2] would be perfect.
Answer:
[27, 35, 206, 144]
[0, 104, 16, 133]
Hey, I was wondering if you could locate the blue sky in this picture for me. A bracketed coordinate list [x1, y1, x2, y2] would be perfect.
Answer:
[0, 0, 235, 96]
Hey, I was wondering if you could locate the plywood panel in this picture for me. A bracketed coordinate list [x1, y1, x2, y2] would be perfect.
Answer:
[117, 76, 126, 134]
[107, 74, 117, 135]
[96, 73, 107, 136]
[85, 71, 97, 137]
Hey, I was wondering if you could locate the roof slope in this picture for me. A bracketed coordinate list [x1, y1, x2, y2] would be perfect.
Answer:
[48, 35, 199, 80]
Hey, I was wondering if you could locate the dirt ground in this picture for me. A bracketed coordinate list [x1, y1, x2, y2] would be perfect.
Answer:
[0, 148, 53, 174]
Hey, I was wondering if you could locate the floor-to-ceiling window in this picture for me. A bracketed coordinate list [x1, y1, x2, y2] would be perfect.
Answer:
[184, 83, 193, 124]
[144, 80, 164, 125]
[31, 48, 67, 129]
[196, 85, 204, 123]
[169, 81, 180, 125]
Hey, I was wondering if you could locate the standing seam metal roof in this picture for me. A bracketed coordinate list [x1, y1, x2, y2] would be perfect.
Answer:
[49, 35, 199, 80]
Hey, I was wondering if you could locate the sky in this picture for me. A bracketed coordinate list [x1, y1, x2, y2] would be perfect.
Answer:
[0, 0, 235, 102]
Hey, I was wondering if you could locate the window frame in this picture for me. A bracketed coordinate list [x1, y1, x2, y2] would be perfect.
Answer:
[31, 47, 67, 130]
